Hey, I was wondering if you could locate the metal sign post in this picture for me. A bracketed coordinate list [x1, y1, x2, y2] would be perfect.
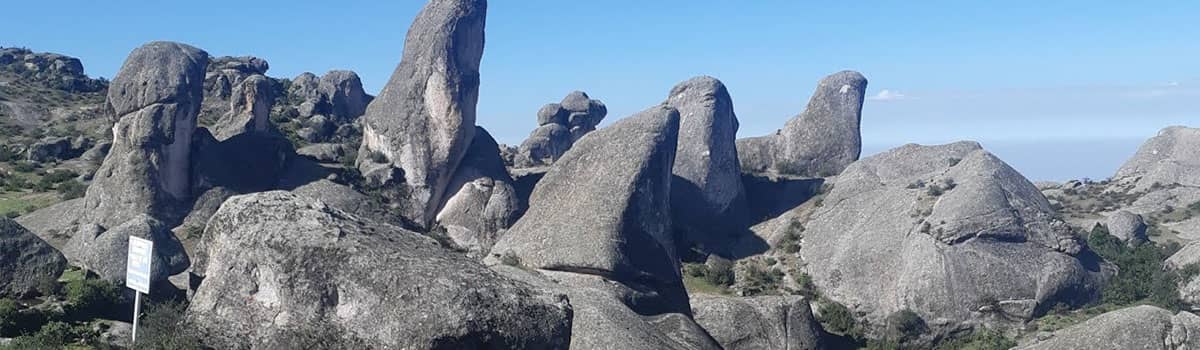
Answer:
[126, 236, 153, 343]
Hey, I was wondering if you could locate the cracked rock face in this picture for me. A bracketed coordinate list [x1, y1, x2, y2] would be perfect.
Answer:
[800, 141, 1110, 336]
[0, 218, 66, 299]
[356, 0, 487, 228]
[188, 191, 572, 349]
[1017, 305, 1200, 350]
[737, 70, 867, 178]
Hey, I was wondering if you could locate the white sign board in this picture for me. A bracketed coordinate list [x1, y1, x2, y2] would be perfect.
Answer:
[126, 236, 153, 294]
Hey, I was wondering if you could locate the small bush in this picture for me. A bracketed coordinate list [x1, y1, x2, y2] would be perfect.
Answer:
[817, 300, 861, 338]
[134, 301, 206, 350]
[369, 150, 389, 163]
[11, 161, 36, 173]
[933, 329, 1016, 350]
[792, 272, 819, 299]
[64, 278, 123, 318]
[741, 263, 785, 296]
[0, 298, 18, 335]
[705, 257, 736, 287]
[885, 309, 927, 342]
[56, 180, 87, 199]
[2, 321, 75, 349]
[40, 169, 78, 184]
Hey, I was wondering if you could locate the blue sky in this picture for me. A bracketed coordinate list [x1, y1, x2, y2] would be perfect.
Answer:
[5, 1, 1198, 181]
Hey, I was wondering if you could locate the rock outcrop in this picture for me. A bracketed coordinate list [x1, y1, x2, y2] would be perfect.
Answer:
[664, 76, 749, 253]
[514, 91, 607, 167]
[800, 142, 1109, 336]
[487, 105, 687, 314]
[84, 41, 209, 228]
[210, 74, 273, 140]
[737, 71, 867, 177]
[356, 0, 487, 228]
[0, 47, 106, 92]
[1016, 305, 1200, 350]
[289, 70, 372, 122]
[690, 295, 826, 350]
[0, 218, 66, 298]
[1113, 126, 1200, 191]
[188, 191, 572, 349]
[435, 127, 520, 256]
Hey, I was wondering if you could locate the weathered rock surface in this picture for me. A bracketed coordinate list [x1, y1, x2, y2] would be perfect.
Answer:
[435, 127, 520, 256]
[1114, 126, 1200, 191]
[356, 0, 487, 228]
[737, 71, 867, 177]
[1016, 305, 1200, 350]
[495, 265, 722, 350]
[211, 74, 273, 140]
[25, 136, 85, 162]
[514, 91, 607, 167]
[0, 218, 66, 298]
[1166, 243, 1200, 306]
[318, 70, 371, 122]
[664, 76, 749, 253]
[690, 295, 826, 350]
[296, 143, 346, 163]
[62, 214, 188, 283]
[188, 191, 572, 349]
[0, 47, 105, 92]
[487, 105, 688, 314]
[84, 41, 208, 228]
[800, 142, 1109, 336]
[1105, 210, 1148, 246]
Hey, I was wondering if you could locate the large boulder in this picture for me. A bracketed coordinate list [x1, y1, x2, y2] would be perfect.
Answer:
[435, 127, 520, 257]
[495, 265, 722, 350]
[487, 105, 687, 314]
[1016, 305, 1200, 350]
[664, 76, 749, 253]
[0, 218, 67, 298]
[210, 74, 273, 141]
[1113, 126, 1200, 191]
[187, 191, 572, 349]
[1104, 210, 1148, 246]
[690, 295, 826, 350]
[62, 214, 189, 284]
[318, 70, 371, 122]
[514, 91, 607, 167]
[356, 0, 487, 228]
[1166, 244, 1200, 306]
[800, 142, 1109, 337]
[83, 41, 208, 228]
[25, 136, 76, 162]
[737, 71, 867, 177]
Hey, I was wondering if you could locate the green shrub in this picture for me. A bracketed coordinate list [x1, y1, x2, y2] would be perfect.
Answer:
[1086, 224, 1185, 309]
[55, 180, 87, 199]
[2, 321, 75, 349]
[817, 300, 861, 338]
[741, 263, 785, 296]
[792, 272, 819, 299]
[0, 298, 17, 335]
[134, 301, 205, 350]
[885, 309, 927, 343]
[64, 278, 123, 318]
[933, 329, 1015, 350]
[369, 150, 389, 163]
[11, 161, 36, 173]
[705, 257, 736, 287]
[40, 169, 77, 184]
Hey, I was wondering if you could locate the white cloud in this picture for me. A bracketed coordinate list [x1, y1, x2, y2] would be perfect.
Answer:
[868, 89, 907, 101]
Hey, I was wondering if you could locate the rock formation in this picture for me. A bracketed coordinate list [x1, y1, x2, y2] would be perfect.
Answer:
[1113, 126, 1200, 191]
[188, 191, 571, 349]
[487, 105, 687, 313]
[435, 127, 520, 256]
[1016, 305, 1200, 349]
[84, 41, 208, 228]
[0, 47, 106, 92]
[690, 295, 826, 350]
[737, 70, 867, 177]
[1104, 210, 1148, 246]
[0, 218, 66, 298]
[663, 76, 749, 253]
[514, 91, 607, 167]
[799, 142, 1109, 336]
[62, 214, 189, 283]
[356, 0, 487, 228]
[211, 74, 273, 140]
